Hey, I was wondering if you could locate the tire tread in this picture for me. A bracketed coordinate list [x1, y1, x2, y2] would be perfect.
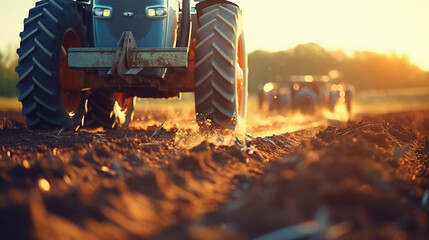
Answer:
[16, 0, 87, 129]
[194, 3, 246, 129]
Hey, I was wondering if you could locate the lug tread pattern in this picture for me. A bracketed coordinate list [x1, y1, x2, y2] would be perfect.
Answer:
[194, 69, 212, 88]
[34, 38, 53, 58]
[25, 114, 40, 126]
[195, 89, 213, 106]
[17, 65, 33, 82]
[33, 76, 55, 96]
[29, 2, 49, 15]
[84, 91, 116, 129]
[20, 28, 38, 44]
[196, 18, 217, 35]
[18, 46, 36, 64]
[32, 56, 53, 77]
[194, 3, 243, 129]
[91, 99, 113, 116]
[37, 21, 55, 40]
[34, 94, 57, 113]
[198, 8, 219, 23]
[24, 12, 43, 25]
[212, 59, 234, 85]
[49, 0, 64, 11]
[211, 78, 234, 103]
[84, 90, 136, 129]
[212, 42, 233, 67]
[195, 47, 213, 69]
[43, 7, 58, 23]
[16, 0, 87, 130]
[18, 83, 34, 102]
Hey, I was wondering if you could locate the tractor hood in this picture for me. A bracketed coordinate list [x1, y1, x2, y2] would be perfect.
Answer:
[92, 0, 177, 49]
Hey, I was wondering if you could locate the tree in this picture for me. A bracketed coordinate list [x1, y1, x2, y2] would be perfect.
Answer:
[248, 43, 428, 93]
[0, 49, 19, 97]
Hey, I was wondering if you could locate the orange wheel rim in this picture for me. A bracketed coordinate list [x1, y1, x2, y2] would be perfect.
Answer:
[236, 35, 244, 117]
[60, 28, 82, 116]
[114, 92, 132, 113]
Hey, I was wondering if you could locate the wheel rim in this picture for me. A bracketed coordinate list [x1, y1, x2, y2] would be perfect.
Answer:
[236, 35, 245, 117]
[114, 92, 135, 126]
[114, 92, 133, 115]
[60, 28, 83, 116]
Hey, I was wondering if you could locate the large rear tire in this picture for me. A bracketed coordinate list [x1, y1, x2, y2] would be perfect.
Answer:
[16, 0, 87, 130]
[84, 91, 136, 129]
[194, 3, 247, 131]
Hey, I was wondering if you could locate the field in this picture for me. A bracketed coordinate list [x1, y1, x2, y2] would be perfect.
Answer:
[0, 91, 429, 239]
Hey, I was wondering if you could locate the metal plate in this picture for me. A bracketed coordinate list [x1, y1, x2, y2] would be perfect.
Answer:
[68, 47, 188, 69]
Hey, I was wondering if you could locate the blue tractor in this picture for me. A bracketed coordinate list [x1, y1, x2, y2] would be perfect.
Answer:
[16, 0, 247, 131]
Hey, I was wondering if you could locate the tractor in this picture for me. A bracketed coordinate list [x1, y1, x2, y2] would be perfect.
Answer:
[16, 0, 247, 131]
[259, 75, 353, 116]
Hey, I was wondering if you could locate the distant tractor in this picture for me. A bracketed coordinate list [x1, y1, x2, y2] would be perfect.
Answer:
[259, 75, 353, 116]
[16, 0, 247, 131]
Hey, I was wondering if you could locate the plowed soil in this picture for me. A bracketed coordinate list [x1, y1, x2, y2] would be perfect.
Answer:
[0, 107, 428, 240]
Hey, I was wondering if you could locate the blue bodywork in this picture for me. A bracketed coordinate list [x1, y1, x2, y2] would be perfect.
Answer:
[91, 0, 179, 78]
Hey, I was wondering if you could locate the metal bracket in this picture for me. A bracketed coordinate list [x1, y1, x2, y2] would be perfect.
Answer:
[111, 31, 137, 77]
[69, 47, 188, 70]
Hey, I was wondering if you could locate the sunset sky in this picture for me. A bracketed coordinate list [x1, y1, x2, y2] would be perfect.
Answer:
[1, 0, 428, 70]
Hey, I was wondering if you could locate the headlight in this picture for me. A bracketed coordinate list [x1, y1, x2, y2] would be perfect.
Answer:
[155, 8, 167, 16]
[93, 6, 112, 18]
[304, 75, 313, 82]
[146, 5, 168, 18]
[263, 83, 274, 93]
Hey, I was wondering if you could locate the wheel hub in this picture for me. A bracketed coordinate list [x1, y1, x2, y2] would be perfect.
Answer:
[60, 28, 83, 116]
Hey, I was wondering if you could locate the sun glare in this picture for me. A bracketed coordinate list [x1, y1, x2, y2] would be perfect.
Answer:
[0, 0, 428, 70]
[236, 0, 429, 70]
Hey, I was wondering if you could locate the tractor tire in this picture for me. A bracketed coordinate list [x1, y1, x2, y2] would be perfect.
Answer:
[278, 87, 292, 115]
[329, 91, 339, 112]
[268, 91, 277, 112]
[194, 3, 247, 131]
[294, 88, 317, 115]
[84, 91, 136, 129]
[16, 0, 87, 130]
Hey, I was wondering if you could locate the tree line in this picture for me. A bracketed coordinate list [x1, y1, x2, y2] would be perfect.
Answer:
[248, 42, 429, 93]
[1, 43, 428, 97]
[0, 50, 18, 97]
